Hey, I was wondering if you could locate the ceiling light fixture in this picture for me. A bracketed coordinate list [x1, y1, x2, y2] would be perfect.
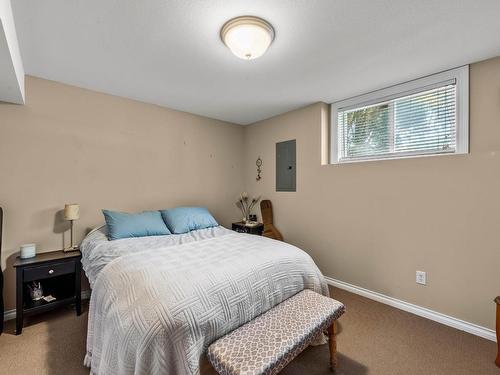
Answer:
[220, 16, 275, 60]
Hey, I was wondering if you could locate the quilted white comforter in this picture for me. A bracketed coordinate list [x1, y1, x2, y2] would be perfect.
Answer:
[82, 226, 328, 375]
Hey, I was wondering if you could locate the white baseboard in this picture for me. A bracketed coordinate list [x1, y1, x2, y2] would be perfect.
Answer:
[3, 290, 91, 322]
[325, 276, 497, 343]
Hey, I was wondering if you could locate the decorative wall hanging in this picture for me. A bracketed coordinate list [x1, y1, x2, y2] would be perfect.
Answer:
[256, 157, 262, 181]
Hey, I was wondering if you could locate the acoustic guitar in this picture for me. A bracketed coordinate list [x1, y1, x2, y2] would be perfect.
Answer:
[260, 200, 283, 241]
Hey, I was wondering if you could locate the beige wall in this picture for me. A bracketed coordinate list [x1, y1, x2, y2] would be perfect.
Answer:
[2, 57, 499, 331]
[243, 56, 500, 330]
[0, 76, 245, 310]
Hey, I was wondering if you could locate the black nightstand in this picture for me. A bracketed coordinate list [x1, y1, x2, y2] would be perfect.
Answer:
[232, 222, 264, 236]
[13, 250, 82, 335]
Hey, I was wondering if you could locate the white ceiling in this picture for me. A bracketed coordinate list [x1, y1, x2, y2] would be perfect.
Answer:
[11, 0, 500, 124]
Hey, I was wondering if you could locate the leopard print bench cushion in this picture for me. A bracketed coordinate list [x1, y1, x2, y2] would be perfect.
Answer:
[207, 289, 345, 375]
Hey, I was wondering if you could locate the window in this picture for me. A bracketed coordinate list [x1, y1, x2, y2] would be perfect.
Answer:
[330, 66, 469, 164]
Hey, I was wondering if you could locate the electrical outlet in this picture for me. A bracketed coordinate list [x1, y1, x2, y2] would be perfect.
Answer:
[416, 271, 426, 285]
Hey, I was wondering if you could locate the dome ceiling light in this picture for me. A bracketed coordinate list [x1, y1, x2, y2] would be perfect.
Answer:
[220, 16, 275, 60]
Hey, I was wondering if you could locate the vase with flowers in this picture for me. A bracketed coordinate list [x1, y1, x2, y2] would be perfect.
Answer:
[236, 192, 261, 225]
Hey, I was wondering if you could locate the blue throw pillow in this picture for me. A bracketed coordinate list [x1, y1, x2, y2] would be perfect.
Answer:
[102, 210, 171, 240]
[160, 207, 218, 234]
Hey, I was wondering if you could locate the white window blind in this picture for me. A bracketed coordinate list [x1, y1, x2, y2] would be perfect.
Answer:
[331, 66, 468, 164]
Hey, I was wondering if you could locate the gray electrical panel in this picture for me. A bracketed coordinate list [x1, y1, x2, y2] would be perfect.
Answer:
[276, 139, 296, 192]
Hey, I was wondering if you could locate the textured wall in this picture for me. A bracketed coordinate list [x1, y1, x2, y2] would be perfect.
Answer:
[243, 57, 500, 330]
[0, 76, 245, 310]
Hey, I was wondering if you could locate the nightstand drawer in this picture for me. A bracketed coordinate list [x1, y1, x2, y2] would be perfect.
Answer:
[232, 222, 264, 236]
[24, 261, 75, 282]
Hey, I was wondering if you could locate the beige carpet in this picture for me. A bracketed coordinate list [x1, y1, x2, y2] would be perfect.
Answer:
[0, 286, 497, 374]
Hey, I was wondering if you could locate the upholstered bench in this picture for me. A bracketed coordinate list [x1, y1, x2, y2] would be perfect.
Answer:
[207, 289, 345, 375]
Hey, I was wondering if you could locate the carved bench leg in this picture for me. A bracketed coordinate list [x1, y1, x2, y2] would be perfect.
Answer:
[327, 322, 337, 370]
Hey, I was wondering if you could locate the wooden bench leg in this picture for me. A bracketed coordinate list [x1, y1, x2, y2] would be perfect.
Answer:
[327, 322, 337, 370]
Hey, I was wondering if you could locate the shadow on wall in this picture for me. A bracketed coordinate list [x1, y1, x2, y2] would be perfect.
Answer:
[53, 209, 71, 250]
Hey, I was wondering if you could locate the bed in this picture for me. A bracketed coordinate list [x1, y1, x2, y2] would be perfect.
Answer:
[81, 225, 328, 375]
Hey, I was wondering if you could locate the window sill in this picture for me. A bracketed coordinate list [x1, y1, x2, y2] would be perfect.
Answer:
[331, 149, 467, 165]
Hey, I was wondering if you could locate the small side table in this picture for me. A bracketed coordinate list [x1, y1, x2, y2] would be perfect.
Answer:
[13, 250, 82, 335]
[495, 296, 500, 367]
[232, 222, 264, 236]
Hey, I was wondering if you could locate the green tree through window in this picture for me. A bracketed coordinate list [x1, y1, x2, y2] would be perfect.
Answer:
[342, 103, 390, 158]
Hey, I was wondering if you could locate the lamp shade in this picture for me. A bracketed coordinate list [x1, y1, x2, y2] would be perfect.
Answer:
[64, 204, 80, 221]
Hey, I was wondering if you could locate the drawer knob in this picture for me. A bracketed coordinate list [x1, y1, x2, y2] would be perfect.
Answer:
[48, 269, 54, 274]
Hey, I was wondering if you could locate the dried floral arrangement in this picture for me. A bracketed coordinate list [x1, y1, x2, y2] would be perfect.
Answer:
[235, 192, 261, 223]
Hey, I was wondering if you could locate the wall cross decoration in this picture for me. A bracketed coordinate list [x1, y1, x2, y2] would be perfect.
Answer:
[256, 157, 262, 181]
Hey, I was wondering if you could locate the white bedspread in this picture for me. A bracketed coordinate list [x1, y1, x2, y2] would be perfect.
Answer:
[81, 226, 233, 288]
[82, 227, 328, 375]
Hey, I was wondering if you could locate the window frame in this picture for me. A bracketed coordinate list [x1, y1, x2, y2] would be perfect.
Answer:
[330, 66, 469, 164]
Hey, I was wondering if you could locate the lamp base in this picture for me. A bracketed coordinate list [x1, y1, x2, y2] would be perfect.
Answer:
[63, 245, 79, 253]
[64, 220, 79, 253]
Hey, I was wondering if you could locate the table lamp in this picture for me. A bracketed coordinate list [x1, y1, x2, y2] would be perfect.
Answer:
[64, 203, 80, 252]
